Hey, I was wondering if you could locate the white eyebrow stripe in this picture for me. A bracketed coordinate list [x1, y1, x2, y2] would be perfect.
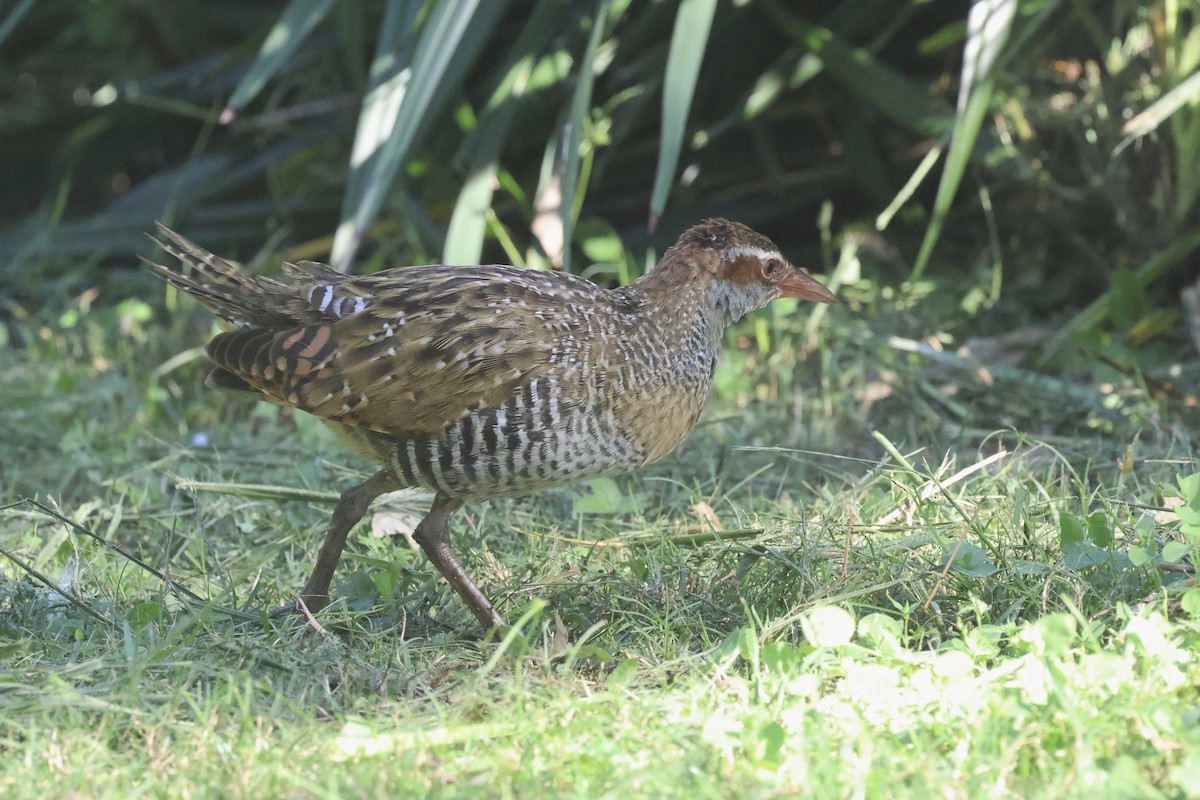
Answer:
[726, 245, 781, 261]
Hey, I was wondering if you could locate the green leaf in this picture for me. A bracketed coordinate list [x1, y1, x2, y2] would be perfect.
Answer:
[1063, 541, 1110, 570]
[221, 0, 339, 123]
[649, 0, 718, 228]
[1177, 472, 1200, 509]
[1017, 613, 1077, 656]
[580, 225, 624, 263]
[753, 721, 787, 766]
[715, 628, 741, 660]
[127, 601, 163, 627]
[1162, 541, 1192, 563]
[1181, 589, 1200, 618]
[945, 540, 997, 578]
[1086, 511, 1113, 547]
[1176, 506, 1200, 530]
[1059, 512, 1085, 546]
[761, 641, 801, 675]
[1108, 269, 1147, 331]
[856, 613, 905, 651]
[800, 605, 855, 647]
[737, 625, 760, 665]
[1128, 544, 1154, 567]
[573, 477, 635, 515]
[964, 625, 1003, 660]
[606, 658, 640, 688]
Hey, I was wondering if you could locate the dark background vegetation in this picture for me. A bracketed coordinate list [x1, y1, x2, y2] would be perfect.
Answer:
[5, 0, 1197, 316]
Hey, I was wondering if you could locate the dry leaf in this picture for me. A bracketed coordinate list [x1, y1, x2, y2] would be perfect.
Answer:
[690, 501, 724, 531]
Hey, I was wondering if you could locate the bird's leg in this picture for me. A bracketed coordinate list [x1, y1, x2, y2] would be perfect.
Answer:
[412, 496, 505, 634]
[271, 470, 400, 617]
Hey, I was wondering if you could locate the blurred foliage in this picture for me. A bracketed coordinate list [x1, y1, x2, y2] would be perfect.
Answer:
[1, 0, 1198, 370]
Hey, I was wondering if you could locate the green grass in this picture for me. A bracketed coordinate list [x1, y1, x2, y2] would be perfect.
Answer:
[2, 289, 1200, 798]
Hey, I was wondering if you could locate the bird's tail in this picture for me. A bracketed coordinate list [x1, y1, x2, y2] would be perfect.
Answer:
[144, 223, 292, 328]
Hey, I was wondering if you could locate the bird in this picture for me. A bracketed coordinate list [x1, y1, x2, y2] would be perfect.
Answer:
[147, 219, 836, 633]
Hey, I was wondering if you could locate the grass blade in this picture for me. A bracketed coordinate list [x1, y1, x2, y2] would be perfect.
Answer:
[0, 0, 36, 51]
[764, 1, 951, 138]
[443, 0, 566, 265]
[648, 0, 718, 231]
[1118, 66, 1200, 142]
[444, 131, 510, 266]
[911, 0, 1017, 279]
[558, 0, 610, 271]
[333, 0, 512, 270]
[219, 0, 339, 124]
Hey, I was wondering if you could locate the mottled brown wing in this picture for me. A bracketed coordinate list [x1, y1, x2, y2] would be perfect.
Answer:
[205, 265, 589, 439]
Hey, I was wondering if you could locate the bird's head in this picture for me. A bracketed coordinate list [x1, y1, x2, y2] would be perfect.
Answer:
[647, 218, 836, 322]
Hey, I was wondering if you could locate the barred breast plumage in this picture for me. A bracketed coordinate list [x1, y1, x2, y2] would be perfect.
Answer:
[148, 219, 836, 633]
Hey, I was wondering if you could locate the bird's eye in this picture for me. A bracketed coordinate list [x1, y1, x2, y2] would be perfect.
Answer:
[763, 259, 780, 276]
